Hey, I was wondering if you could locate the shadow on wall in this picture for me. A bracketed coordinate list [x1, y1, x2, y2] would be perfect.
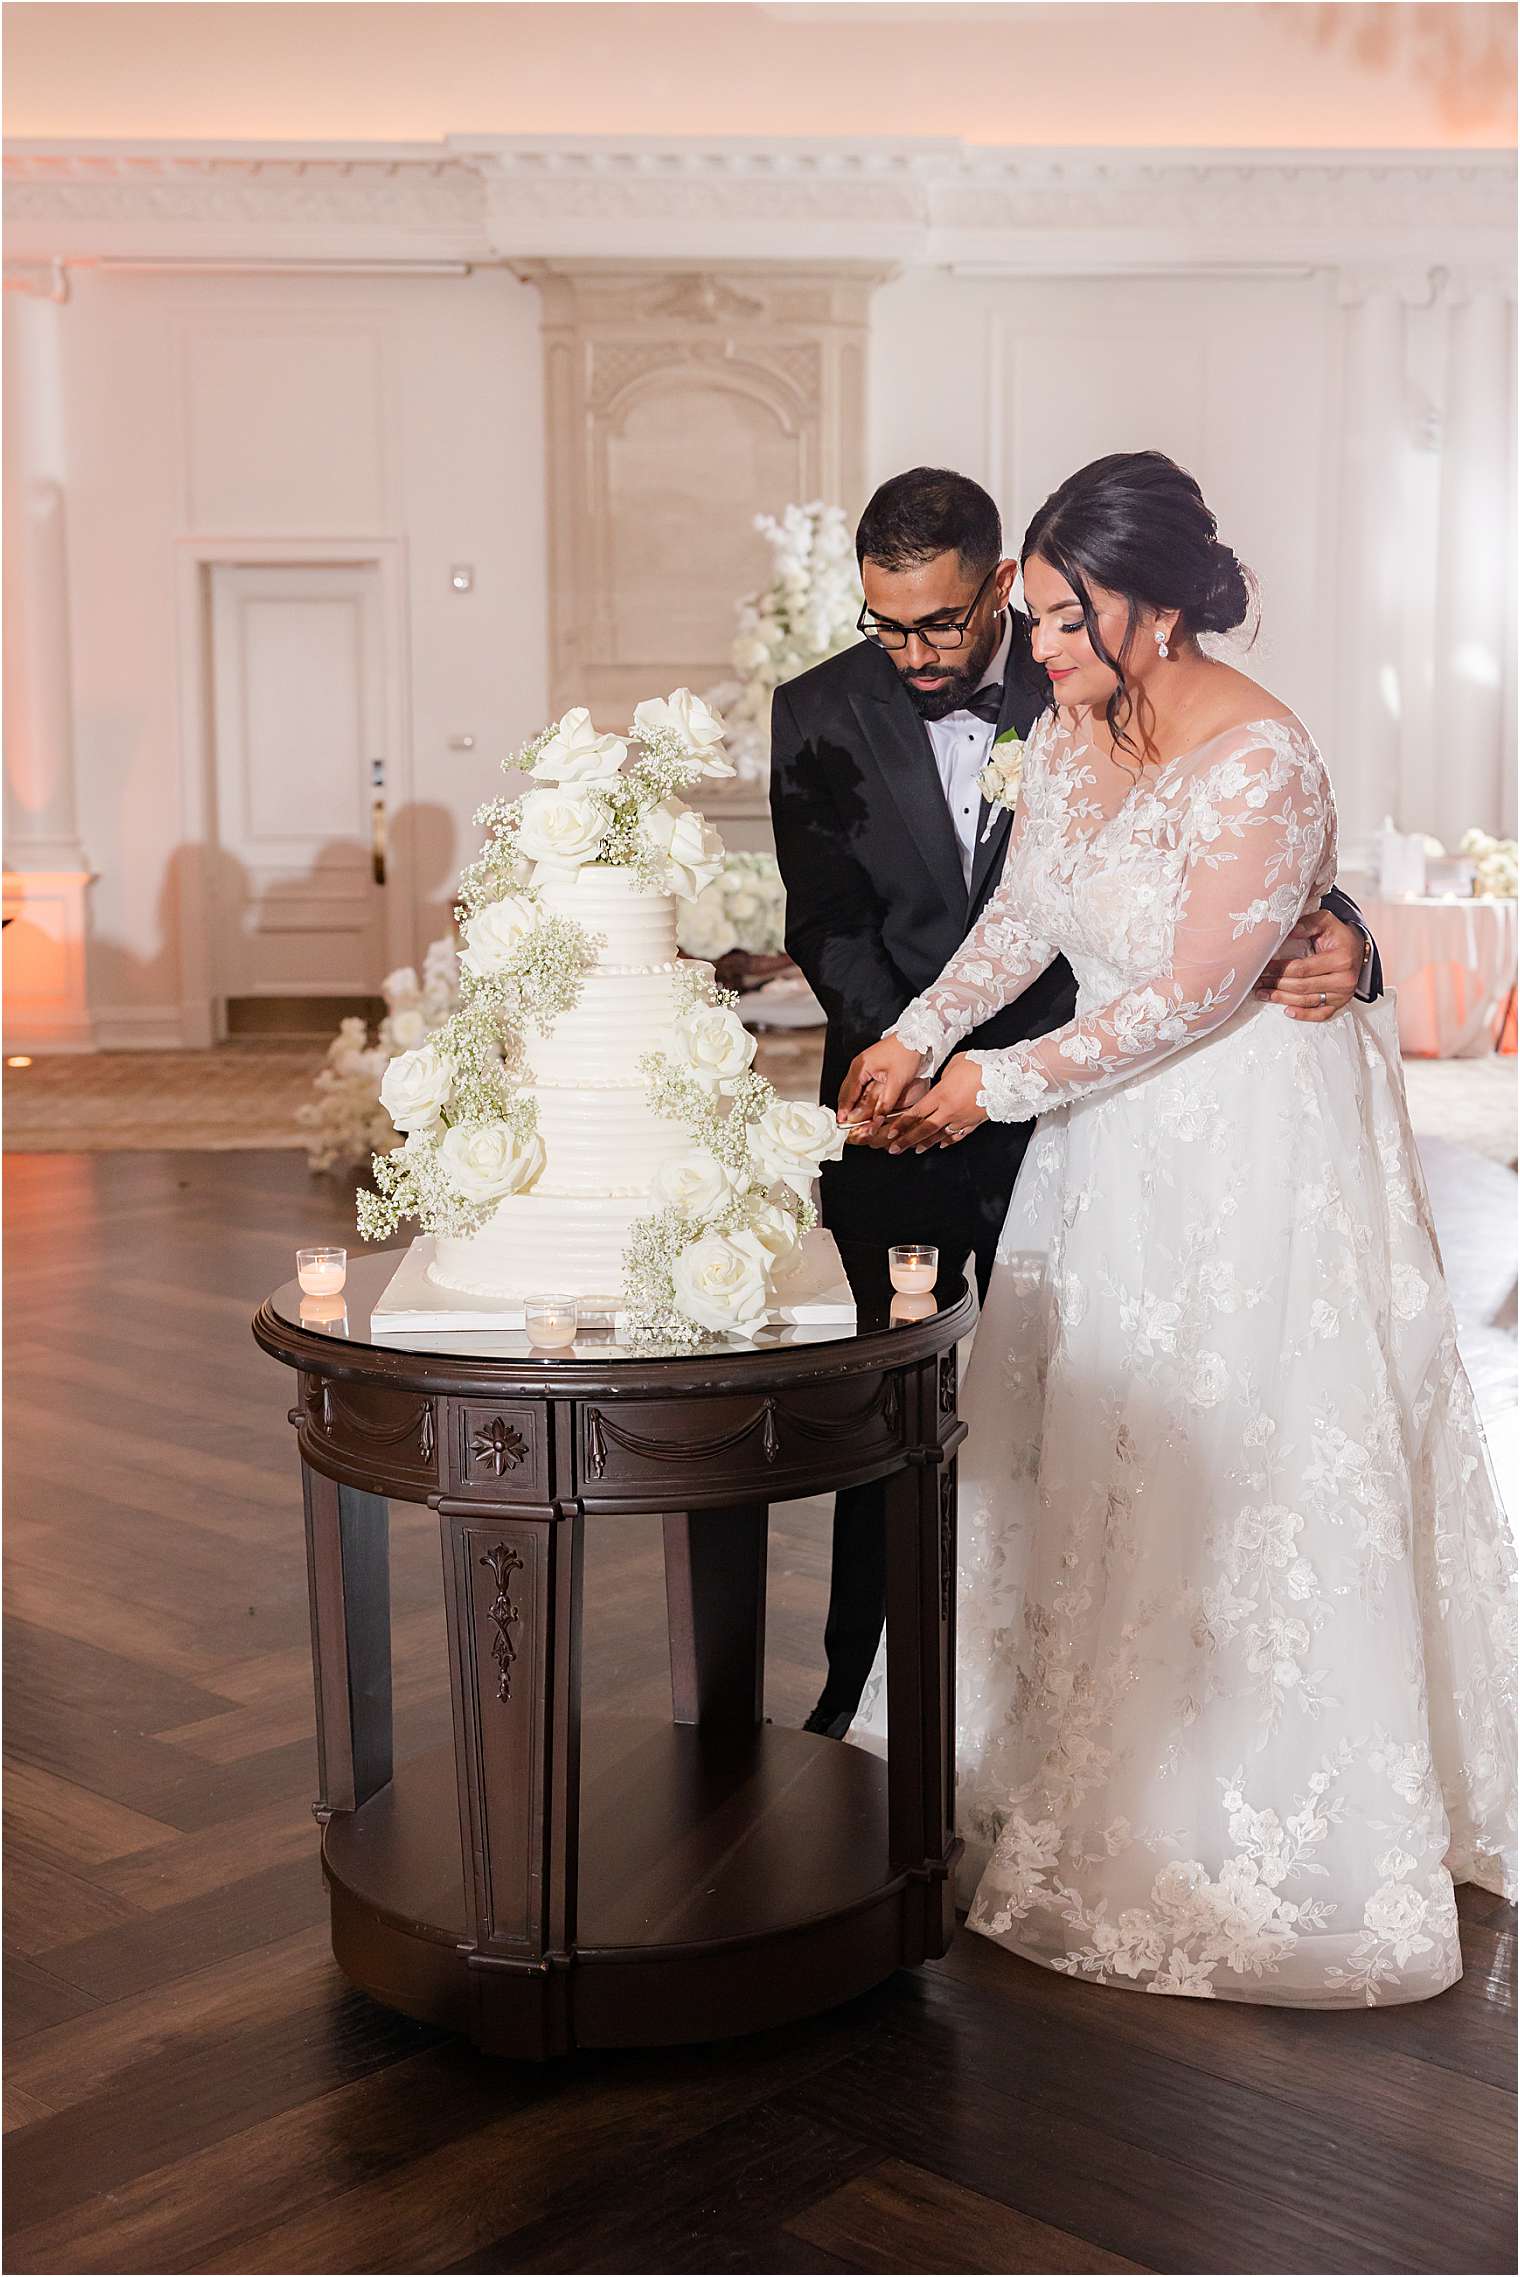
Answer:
[82, 804, 460, 1045]
[1277, 1, 1518, 132]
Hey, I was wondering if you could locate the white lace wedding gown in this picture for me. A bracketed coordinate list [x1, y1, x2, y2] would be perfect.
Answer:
[855, 707, 1517, 2006]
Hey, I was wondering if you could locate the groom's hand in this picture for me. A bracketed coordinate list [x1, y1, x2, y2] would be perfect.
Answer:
[1255, 907, 1363, 1021]
[845, 1076, 933, 1144]
[839, 1035, 925, 1131]
[870, 1056, 990, 1154]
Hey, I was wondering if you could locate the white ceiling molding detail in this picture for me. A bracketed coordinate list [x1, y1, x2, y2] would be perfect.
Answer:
[5, 138, 1513, 273]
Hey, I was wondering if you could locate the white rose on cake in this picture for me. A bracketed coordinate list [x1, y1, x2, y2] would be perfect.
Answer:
[671, 1227, 773, 1335]
[437, 1120, 546, 1205]
[741, 1195, 802, 1268]
[654, 1148, 743, 1218]
[459, 893, 539, 979]
[516, 787, 607, 876]
[670, 1000, 756, 1094]
[632, 689, 735, 777]
[379, 1042, 453, 1134]
[641, 799, 726, 899]
[749, 1098, 847, 1198]
[532, 707, 628, 784]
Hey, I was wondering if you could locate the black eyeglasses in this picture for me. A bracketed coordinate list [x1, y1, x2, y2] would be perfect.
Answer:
[856, 566, 998, 652]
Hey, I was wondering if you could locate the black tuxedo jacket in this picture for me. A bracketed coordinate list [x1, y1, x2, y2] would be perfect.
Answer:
[769, 617, 1065, 1271]
[769, 618, 1379, 1282]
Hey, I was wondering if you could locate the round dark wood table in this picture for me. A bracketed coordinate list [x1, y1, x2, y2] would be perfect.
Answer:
[253, 1245, 972, 2059]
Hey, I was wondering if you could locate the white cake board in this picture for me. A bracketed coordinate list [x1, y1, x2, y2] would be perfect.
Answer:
[369, 1225, 856, 1337]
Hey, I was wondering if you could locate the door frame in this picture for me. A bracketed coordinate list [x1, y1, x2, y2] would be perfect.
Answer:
[174, 534, 413, 1048]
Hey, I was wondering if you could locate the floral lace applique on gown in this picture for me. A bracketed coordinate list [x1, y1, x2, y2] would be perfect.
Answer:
[854, 707, 1516, 2006]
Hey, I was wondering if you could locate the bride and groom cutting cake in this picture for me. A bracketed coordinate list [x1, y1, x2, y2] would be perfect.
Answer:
[770, 454, 1516, 2008]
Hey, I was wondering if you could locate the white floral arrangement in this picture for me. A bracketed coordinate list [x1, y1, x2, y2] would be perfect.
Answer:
[1461, 829, 1518, 898]
[623, 964, 846, 1348]
[353, 690, 845, 1347]
[675, 851, 788, 961]
[298, 940, 459, 1173]
[705, 502, 862, 789]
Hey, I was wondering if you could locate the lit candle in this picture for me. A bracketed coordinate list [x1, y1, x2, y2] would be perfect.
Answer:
[888, 1243, 938, 1296]
[525, 1294, 578, 1350]
[297, 1246, 347, 1296]
[890, 1291, 937, 1325]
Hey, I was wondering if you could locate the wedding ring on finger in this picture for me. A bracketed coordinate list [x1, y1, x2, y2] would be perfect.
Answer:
[1319, 992, 1327, 1006]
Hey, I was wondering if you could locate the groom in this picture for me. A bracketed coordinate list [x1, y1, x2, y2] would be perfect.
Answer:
[770, 466, 1380, 1737]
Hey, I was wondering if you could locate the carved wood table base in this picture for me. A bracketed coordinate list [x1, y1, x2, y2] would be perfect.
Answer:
[254, 1248, 971, 2059]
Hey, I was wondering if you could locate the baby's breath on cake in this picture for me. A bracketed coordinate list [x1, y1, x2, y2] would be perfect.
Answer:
[457, 793, 534, 920]
[621, 1206, 726, 1354]
[440, 999, 526, 1119]
[470, 914, 602, 1037]
[619, 964, 818, 1351]
[359, 1137, 494, 1244]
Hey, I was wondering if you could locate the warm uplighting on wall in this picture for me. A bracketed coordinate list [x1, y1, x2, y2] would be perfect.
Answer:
[7, 1056, 34, 1068]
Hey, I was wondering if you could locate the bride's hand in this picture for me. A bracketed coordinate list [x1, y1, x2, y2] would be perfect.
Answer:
[874, 1055, 989, 1153]
[838, 1035, 925, 1131]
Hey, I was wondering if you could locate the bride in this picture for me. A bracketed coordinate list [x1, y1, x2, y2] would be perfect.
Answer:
[843, 450, 1516, 2007]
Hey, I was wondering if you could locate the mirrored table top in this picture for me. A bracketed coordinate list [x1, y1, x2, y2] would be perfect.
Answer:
[267, 1247, 967, 1367]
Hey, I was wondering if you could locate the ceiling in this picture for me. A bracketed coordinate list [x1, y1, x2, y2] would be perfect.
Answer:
[4, 2, 1515, 149]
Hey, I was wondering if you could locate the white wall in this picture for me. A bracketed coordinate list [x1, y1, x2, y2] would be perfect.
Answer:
[48, 264, 545, 1042]
[870, 265, 1517, 855]
[872, 265, 1337, 721]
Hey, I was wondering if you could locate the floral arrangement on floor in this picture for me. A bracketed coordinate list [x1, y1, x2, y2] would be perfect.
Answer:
[675, 851, 788, 961]
[351, 690, 845, 1347]
[1461, 829, 1519, 899]
[297, 940, 458, 1173]
[705, 502, 862, 789]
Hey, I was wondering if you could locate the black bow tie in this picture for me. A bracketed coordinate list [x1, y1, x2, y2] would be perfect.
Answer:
[960, 683, 1005, 726]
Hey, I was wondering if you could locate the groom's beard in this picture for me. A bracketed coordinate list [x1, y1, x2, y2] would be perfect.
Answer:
[896, 616, 1005, 721]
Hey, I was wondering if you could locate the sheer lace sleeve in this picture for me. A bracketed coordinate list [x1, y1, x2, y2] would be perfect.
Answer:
[966, 722, 1335, 1122]
[887, 723, 1058, 1070]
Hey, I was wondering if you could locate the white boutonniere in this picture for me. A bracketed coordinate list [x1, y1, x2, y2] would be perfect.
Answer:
[978, 726, 1024, 839]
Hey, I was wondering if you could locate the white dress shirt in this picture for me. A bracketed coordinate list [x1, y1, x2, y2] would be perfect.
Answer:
[924, 612, 1014, 889]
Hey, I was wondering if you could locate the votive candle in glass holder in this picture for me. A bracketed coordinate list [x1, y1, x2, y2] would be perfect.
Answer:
[890, 1290, 937, 1326]
[297, 1246, 347, 1296]
[888, 1243, 938, 1296]
[525, 1294, 578, 1350]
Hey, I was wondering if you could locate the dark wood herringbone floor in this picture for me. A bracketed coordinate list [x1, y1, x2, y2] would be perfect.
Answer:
[4, 1150, 1516, 2275]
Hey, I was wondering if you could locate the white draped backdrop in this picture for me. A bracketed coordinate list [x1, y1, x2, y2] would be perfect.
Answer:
[1, 140, 1514, 1050]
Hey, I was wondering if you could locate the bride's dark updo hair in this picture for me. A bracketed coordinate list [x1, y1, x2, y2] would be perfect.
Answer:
[1022, 450, 1256, 754]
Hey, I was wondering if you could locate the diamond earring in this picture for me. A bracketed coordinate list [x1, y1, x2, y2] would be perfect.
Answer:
[1155, 627, 1170, 660]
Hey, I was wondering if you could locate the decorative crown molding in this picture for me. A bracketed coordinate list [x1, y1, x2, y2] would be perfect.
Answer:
[4, 136, 1513, 275]
[3, 144, 488, 261]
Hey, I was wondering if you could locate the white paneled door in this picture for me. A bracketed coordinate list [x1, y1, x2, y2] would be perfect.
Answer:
[208, 563, 388, 1025]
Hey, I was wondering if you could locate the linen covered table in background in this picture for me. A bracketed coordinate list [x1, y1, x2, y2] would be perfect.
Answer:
[1361, 894, 1517, 1058]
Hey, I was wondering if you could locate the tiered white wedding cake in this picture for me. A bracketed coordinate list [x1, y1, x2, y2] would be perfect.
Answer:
[359, 691, 849, 1347]
[428, 866, 703, 1302]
